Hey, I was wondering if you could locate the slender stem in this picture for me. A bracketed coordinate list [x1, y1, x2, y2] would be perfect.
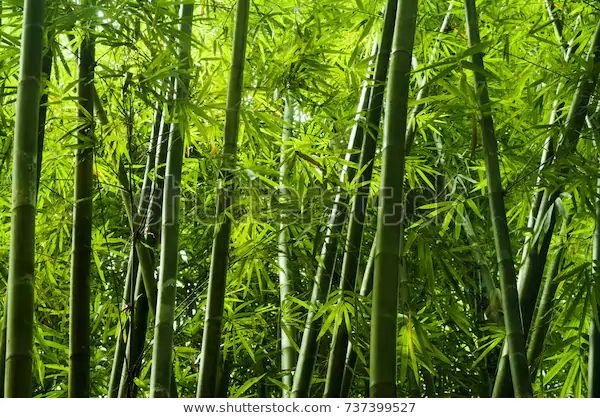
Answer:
[278, 95, 297, 397]
[119, 104, 171, 398]
[0, 294, 7, 397]
[340, 239, 375, 397]
[493, 16, 600, 398]
[527, 216, 567, 380]
[292, 3, 397, 398]
[107, 246, 136, 397]
[150, 2, 194, 398]
[196, 0, 249, 397]
[35, 35, 53, 195]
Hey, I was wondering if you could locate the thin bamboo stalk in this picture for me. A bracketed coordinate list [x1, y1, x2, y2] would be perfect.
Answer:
[196, 0, 249, 397]
[527, 212, 567, 380]
[0, 295, 6, 397]
[340, 240, 374, 397]
[35, 36, 53, 194]
[590, 186, 600, 396]
[278, 95, 297, 397]
[150, 2, 194, 398]
[108, 246, 136, 397]
[588, 105, 600, 397]
[114, 99, 163, 398]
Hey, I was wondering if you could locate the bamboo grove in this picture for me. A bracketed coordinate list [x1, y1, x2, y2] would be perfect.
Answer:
[1, 0, 600, 398]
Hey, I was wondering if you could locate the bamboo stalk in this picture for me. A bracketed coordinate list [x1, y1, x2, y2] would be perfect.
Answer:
[290, 5, 396, 398]
[464, 0, 532, 398]
[0, 294, 6, 397]
[322, 5, 394, 397]
[588, 105, 600, 397]
[196, 0, 249, 397]
[340, 239, 375, 397]
[150, 2, 194, 398]
[527, 212, 567, 380]
[336, 6, 454, 396]
[370, 0, 418, 398]
[115, 98, 163, 397]
[278, 95, 297, 397]
[35, 35, 53, 195]
[107, 246, 136, 397]
[69, 10, 95, 397]
[493, 16, 600, 398]
[590, 185, 600, 396]
[4, 0, 45, 398]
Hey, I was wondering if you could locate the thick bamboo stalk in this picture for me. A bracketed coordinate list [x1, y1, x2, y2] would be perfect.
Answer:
[464, 0, 532, 398]
[369, 0, 418, 398]
[322, 5, 394, 397]
[4, 0, 44, 398]
[278, 95, 297, 397]
[326, 3, 454, 397]
[150, 2, 194, 398]
[196, 0, 249, 397]
[69, 15, 95, 397]
[291, 4, 396, 398]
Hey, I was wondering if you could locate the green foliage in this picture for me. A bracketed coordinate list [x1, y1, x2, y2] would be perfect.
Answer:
[1, 0, 600, 398]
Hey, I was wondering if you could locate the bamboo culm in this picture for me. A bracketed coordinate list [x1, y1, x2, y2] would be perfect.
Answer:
[340, 240, 375, 397]
[4, 0, 44, 398]
[369, 0, 418, 397]
[35, 35, 53, 195]
[196, 0, 249, 397]
[334, 6, 455, 396]
[68, 18, 95, 397]
[589, 107, 600, 397]
[590, 181, 600, 396]
[290, 5, 395, 398]
[323, 2, 396, 397]
[527, 213, 568, 380]
[108, 246, 136, 397]
[150, 2, 194, 398]
[116, 99, 165, 398]
[464, 0, 533, 398]
[0, 295, 7, 397]
[278, 95, 297, 397]
[493, 17, 600, 397]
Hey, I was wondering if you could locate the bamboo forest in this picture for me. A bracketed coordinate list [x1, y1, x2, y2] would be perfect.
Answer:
[2, 0, 600, 400]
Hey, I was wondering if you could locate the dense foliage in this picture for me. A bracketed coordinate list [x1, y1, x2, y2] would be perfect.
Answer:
[1, 0, 600, 398]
